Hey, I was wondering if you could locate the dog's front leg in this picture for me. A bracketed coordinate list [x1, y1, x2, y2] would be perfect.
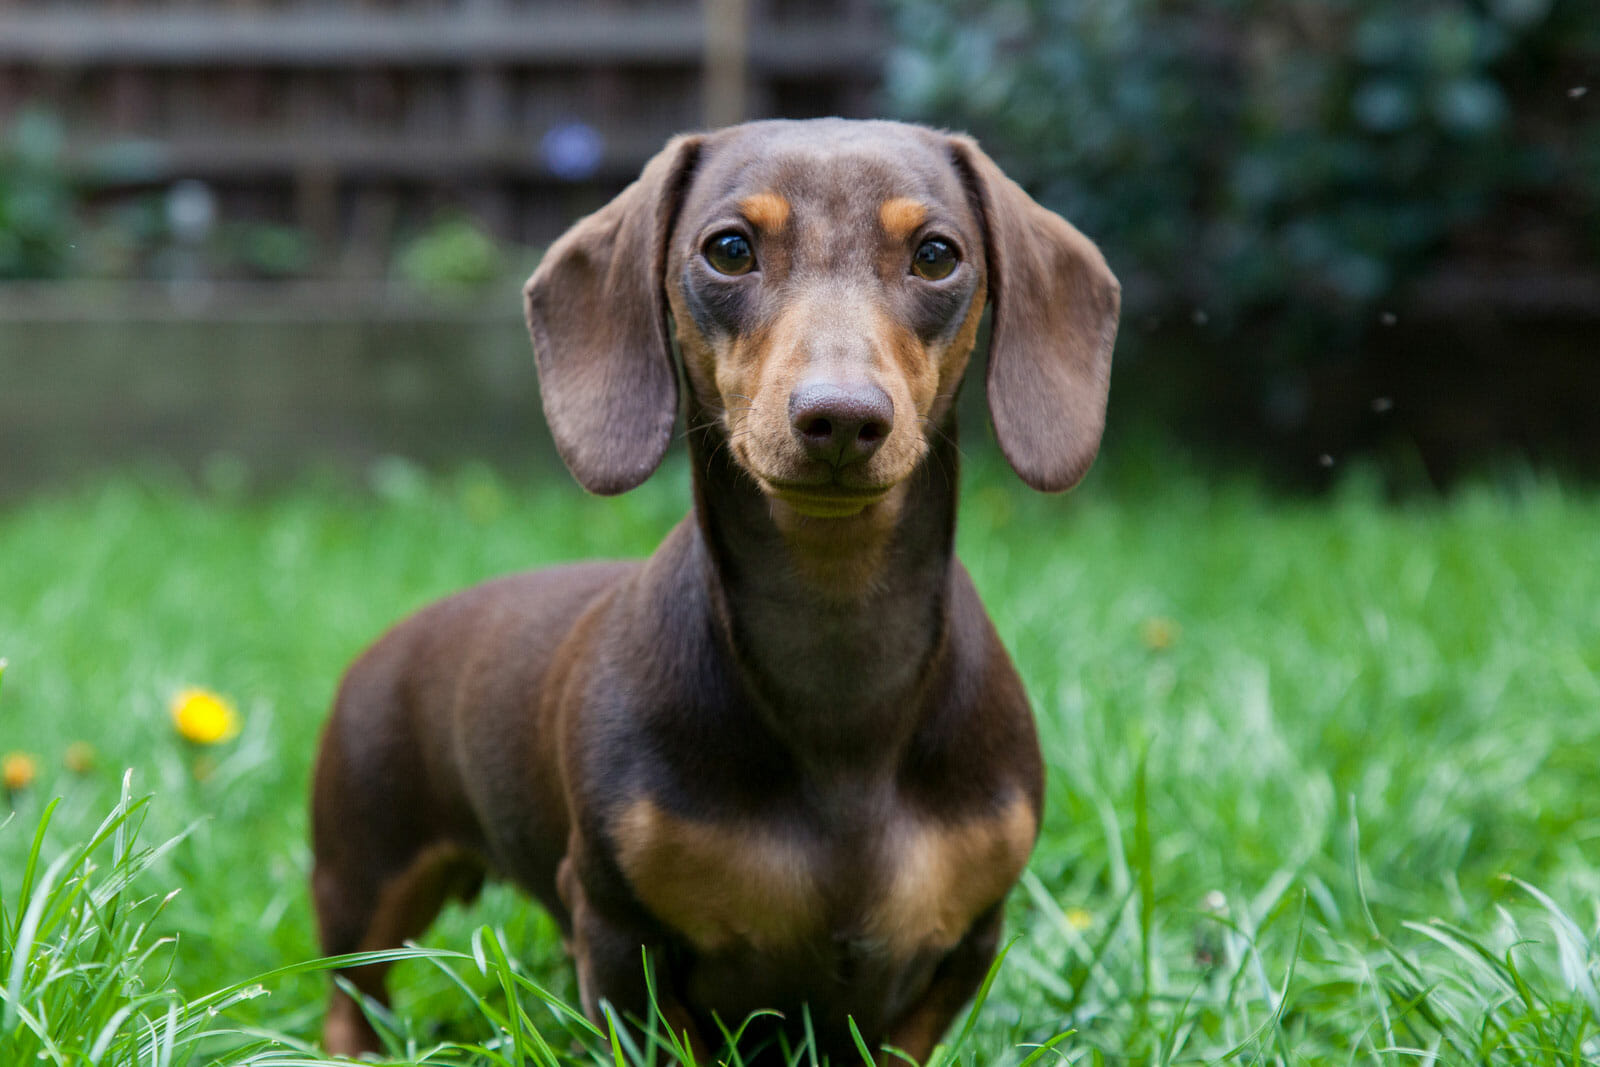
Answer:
[878, 905, 1004, 1065]
[558, 856, 711, 1060]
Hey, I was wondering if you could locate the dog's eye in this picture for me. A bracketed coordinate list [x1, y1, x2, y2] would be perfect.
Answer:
[911, 238, 959, 281]
[704, 232, 756, 276]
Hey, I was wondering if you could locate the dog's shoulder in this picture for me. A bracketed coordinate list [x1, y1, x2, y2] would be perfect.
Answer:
[898, 559, 1045, 813]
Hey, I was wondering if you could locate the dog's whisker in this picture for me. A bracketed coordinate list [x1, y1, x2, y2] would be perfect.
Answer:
[917, 415, 968, 460]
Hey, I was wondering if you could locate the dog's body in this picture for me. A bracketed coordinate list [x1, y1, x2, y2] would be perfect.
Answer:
[311, 119, 1118, 1063]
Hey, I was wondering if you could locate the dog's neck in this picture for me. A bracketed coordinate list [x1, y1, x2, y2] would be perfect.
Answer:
[687, 405, 959, 770]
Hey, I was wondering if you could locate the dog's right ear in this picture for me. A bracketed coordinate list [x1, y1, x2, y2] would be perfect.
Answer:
[950, 136, 1120, 493]
[524, 135, 703, 495]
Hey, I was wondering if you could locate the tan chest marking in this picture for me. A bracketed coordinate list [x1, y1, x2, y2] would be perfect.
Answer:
[866, 797, 1038, 956]
[614, 799, 824, 955]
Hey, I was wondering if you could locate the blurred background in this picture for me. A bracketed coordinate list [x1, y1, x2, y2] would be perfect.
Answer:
[0, 0, 1595, 496]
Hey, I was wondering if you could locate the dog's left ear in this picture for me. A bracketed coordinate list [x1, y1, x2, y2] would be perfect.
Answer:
[524, 135, 704, 495]
[951, 136, 1121, 492]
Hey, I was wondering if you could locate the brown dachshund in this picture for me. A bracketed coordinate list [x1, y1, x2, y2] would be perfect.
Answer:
[310, 118, 1119, 1064]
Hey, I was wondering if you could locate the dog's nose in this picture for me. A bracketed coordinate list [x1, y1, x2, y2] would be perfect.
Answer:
[788, 382, 894, 466]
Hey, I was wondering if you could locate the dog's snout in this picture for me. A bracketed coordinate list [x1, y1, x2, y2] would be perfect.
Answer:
[788, 382, 894, 466]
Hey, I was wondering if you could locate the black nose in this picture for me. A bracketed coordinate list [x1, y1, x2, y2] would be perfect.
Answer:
[788, 382, 894, 466]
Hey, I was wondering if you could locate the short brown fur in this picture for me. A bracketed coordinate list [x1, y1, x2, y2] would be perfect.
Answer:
[311, 118, 1119, 1065]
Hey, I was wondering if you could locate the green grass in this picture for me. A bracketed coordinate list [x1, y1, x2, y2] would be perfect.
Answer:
[2, 450, 1598, 1064]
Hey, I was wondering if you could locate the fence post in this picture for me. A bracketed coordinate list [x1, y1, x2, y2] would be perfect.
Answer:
[703, 0, 748, 129]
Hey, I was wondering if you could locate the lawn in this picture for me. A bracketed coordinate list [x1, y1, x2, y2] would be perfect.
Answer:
[2, 449, 1598, 1065]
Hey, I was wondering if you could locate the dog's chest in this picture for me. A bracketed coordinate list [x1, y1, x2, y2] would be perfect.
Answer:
[612, 793, 1036, 960]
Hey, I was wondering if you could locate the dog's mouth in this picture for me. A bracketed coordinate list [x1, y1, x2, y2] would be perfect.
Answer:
[760, 479, 893, 518]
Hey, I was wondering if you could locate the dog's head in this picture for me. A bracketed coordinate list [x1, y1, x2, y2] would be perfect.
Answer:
[524, 119, 1120, 512]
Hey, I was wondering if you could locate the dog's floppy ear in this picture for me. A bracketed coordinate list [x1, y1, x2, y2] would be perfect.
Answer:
[524, 135, 703, 495]
[951, 136, 1121, 492]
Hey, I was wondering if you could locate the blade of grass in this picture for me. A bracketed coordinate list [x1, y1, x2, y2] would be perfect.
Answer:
[848, 1015, 875, 1065]
[926, 936, 1017, 1067]
[1014, 1028, 1075, 1067]
[8, 794, 60, 948]
[1218, 891, 1306, 1061]
[1135, 748, 1154, 1027]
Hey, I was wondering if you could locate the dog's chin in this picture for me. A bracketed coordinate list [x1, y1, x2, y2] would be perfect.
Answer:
[754, 472, 901, 520]
[768, 486, 889, 519]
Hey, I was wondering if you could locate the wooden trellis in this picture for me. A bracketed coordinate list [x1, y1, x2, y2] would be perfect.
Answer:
[0, 0, 883, 252]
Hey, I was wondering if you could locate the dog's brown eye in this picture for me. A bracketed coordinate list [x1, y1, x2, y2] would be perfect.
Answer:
[705, 232, 755, 276]
[911, 238, 959, 281]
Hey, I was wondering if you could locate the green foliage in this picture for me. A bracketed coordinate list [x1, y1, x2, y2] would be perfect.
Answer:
[886, 0, 1598, 338]
[221, 221, 316, 280]
[0, 109, 76, 280]
[1, 457, 1598, 1062]
[398, 214, 508, 292]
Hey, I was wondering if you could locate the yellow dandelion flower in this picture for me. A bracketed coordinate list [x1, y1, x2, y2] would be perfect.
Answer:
[64, 741, 96, 774]
[3, 751, 37, 791]
[1065, 907, 1094, 932]
[1139, 616, 1181, 651]
[460, 478, 506, 525]
[171, 687, 241, 745]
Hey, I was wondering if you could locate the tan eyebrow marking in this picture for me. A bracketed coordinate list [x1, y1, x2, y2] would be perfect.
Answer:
[738, 192, 791, 232]
[879, 197, 928, 242]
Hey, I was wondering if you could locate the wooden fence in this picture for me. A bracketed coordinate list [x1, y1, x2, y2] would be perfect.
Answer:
[0, 0, 883, 253]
